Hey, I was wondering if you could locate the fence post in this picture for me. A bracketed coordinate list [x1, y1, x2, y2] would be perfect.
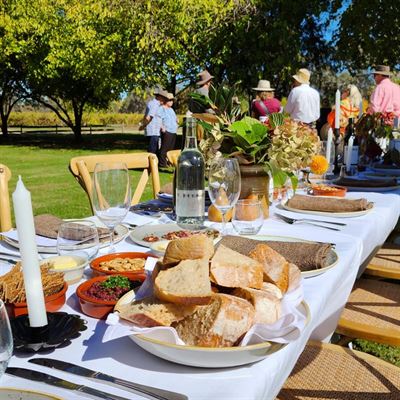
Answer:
[20, 125, 23, 134]
[56, 125, 58, 134]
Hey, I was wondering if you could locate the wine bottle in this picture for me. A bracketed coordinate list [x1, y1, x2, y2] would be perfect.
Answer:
[344, 118, 359, 167]
[175, 114, 205, 229]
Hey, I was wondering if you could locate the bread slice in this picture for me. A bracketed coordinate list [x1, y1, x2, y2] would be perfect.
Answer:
[288, 263, 302, 292]
[249, 244, 289, 293]
[117, 296, 196, 327]
[154, 258, 212, 305]
[210, 245, 263, 289]
[175, 293, 255, 347]
[260, 282, 283, 300]
[232, 287, 281, 325]
[163, 234, 214, 266]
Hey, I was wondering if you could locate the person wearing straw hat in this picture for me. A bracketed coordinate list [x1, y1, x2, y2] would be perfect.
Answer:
[189, 69, 215, 114]
[251, 80, 281, 121]
[285, 68, 320, 126]
[159, 92, 178, 168]
[368, 65, 400, 118]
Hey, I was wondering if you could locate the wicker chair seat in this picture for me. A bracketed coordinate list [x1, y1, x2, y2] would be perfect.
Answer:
[365, 244, 400, 279]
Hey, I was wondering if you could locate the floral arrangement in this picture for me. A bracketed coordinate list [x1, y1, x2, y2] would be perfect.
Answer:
[309, 155, 329, 175]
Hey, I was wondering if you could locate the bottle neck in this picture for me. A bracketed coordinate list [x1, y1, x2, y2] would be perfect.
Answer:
[184, 117, 197, 149]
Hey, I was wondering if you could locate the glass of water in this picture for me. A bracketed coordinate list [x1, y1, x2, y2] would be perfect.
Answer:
[0, 300, 13, 380]
[232, 199, 263, 235]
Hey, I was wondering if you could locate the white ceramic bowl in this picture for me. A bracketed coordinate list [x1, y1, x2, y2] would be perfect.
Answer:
[40, 255, 88, 284]
[149, 240, 170, 257]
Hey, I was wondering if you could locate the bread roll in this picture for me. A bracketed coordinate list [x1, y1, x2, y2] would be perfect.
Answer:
[232, 287, 281, 324]
[175, 293, 255, 347]
[154, 258, 212, 305]
[117, 297, 196, 327]
[260, 282, 283, 299]
[210, 245, 263, 289]
[249, 244, 289, 293]
[163, 234, 214, 266]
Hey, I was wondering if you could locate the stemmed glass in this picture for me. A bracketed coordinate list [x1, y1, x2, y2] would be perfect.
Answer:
[208, 158, 241, 235]
[92, 162, 131, 253]
[0, 300, 13, 380]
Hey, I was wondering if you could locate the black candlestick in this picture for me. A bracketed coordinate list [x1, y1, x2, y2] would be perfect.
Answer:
[333, 128, 342, 174]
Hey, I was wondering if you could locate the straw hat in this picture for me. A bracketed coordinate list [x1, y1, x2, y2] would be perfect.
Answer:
[292, 68, 311, 85]
[166, 92, 175, 101]
[252, 80, 275, 91]
[197, 70, 214, 86]
[371, 65, 391, 76]
[157, 89, 170, 100]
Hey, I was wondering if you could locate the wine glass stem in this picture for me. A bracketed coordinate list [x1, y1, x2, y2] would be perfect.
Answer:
[109, 227, 115, 253]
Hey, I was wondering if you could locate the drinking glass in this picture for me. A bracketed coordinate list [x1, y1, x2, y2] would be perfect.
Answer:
[320, 140, 335, 180]
[208, 158, 241, 235]
[0, 300, 13, 380]
[92, 162, 131, 253]
[57, 220, 99, 261]
[232, 199, 263, 235]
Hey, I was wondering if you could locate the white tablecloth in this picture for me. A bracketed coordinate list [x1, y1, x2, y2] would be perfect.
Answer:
[1, 191, 399, 400]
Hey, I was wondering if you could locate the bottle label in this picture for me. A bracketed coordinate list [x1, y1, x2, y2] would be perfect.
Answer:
[176, 190, 205, 217]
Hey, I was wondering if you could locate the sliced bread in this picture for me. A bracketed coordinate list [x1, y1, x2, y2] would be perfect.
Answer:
[154, 258, 212, 305]
[232, 287, 281, 325]
[117, 296, 196, 327]
[260, 282, 283, 299]
[175, 293, 255, 347]
[210, 245, 263, 289]
[288, 263, 302, 292]
[249, 244, 289, 293]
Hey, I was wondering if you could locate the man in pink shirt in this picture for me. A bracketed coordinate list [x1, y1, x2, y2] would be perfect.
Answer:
[368, 65, 400, 117]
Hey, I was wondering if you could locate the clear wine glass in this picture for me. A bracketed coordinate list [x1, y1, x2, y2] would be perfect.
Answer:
[0, 300, 13, 380]
[208, 158, 241, 235]
[92, 162, 131, 253]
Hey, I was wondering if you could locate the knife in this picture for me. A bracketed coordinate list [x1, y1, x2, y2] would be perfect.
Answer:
[6, 367, 130, 400]
[29, 358, 188, 400]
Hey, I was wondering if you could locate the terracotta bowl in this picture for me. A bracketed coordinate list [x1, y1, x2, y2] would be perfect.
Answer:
[76, 274, 146, 319]
[90, 252, 150, 280]
[311, 185, 347, 198]
[6, 282, 68, 318]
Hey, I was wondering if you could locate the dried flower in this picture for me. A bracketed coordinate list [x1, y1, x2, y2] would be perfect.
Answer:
[309, 155, 329, 174]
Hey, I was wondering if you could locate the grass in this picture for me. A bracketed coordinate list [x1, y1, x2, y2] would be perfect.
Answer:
[1, 131, 400, 367]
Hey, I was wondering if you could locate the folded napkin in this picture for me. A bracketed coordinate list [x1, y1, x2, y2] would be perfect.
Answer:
[373, 163, 400, 170]
[219, 235, 331, 272]
[335, 177, 397, 188]
[286, 194, 372, 213]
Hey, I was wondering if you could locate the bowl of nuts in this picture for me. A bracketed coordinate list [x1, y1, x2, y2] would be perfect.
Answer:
[310, 184, 347, 198]
[90, 252, 150, 280]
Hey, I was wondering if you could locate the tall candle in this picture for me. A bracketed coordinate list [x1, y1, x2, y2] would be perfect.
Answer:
[326, 128, 333, 163]
[334, 89, 341, 129]
[346, 136, 354, 172]
[358, 100, 363, 119]
[12, 176, 48, 327]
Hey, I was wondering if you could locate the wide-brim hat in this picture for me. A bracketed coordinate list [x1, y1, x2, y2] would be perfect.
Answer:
[166, 92, 175, 101]
[371, 65, 391, 76]
[156, 89, 170, 100]
[252, 80, 275, 91]
[292, 68, 311, 85]
[197, 70, 214, 86]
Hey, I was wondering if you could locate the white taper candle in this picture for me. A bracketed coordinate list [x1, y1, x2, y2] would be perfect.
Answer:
[334, 90, 341, 129]
[12, 176, 48, 327]
[346, 136, 354, 173]
[326, 128, 333, 164]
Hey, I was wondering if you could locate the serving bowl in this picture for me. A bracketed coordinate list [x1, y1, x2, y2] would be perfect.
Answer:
[310, 184, 347, 197]
[76, 274, 146, 319]
[41, 255, 88, 284]
[90, 252, 149, 280]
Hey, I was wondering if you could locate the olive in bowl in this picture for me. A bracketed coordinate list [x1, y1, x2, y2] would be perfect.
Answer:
[76, 274, 146, 319]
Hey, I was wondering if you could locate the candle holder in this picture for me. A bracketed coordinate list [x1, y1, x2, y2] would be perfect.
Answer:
[333, 128, 342, 174]
[10, 312, 87, 353]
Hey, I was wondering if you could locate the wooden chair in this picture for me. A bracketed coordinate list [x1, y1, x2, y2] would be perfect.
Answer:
[0, 164, 12, 232]
[69, 153, 160, 212]
[277, 341, 400, 399]
[166, 150, 181, 168]
[364, 243, 400, 280]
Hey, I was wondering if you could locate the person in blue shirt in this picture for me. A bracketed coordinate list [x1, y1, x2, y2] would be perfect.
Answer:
[159, 92, 178, 167]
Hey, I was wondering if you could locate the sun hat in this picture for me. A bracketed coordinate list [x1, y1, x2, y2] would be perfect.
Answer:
[252, 80, 275, 91]
[371, 65, 391, 76]
[197, 70, 214, 86]
[292, 68, 311, 85]
[166, 92, 175, 101]
[157, 89, 170, 100]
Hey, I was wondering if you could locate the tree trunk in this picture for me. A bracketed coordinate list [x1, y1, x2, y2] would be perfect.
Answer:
[72, 102, 83, 141]
[0, 112, 9, 136]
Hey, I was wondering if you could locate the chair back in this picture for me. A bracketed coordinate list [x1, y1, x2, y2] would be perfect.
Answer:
[0, 164, 12, 232]
[69, 153, 160, 212]
[167, 150, 181, 168]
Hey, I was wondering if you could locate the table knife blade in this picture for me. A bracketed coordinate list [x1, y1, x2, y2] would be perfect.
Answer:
[6, 367, 130, 400]
[29, 358, 188, 400]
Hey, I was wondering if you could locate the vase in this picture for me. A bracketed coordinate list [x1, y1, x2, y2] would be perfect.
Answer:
[239, 164, 269, 218]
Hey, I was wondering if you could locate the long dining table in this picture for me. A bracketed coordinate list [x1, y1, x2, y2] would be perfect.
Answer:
[0, 190, 399, 400]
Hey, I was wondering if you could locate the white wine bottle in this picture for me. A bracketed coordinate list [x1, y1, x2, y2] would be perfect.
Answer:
[175, 114, 205, 229]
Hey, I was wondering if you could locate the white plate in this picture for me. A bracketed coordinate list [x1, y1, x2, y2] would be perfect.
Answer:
[129, 223, 220, 248]
[3, 221, 129, 254]
[116, 290, 310, 368]
[0, 388, 63, 400]
[281, 199, 374, 218]
[371, 165, 400, 176]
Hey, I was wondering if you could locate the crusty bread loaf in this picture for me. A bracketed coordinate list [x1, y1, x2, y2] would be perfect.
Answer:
[288, 263, 302, 292]
[163, 234, 214, 266]
[249, 244, 289, 293]
[232, 287, 281, 325]
[210, 245, 263, 289]
[175, 293, 255, 347]
[154, 258, 212, 305]
[117, 296, 196, 327]
[260, 282, 283, 299]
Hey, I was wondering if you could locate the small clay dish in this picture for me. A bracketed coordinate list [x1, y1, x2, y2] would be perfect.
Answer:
[311, 185, 347, 198]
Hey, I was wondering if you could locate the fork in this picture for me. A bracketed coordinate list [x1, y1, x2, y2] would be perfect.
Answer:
[275, 214, 342, 231]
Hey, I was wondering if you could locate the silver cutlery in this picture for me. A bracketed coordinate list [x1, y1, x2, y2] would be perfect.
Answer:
[275, 214, 342, 231]
[0, 256, 17, 264]
[275, 213, 346, 226]
[29, 358, 188, 400]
